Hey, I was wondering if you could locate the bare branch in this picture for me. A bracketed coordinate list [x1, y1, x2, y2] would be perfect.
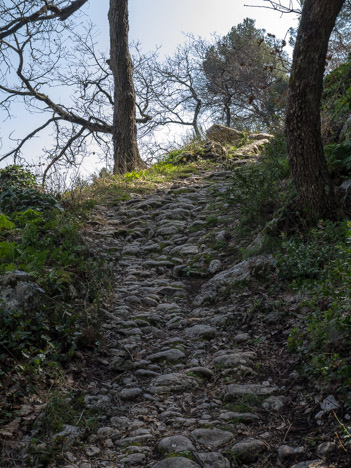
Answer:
[0, 0, 88, 40]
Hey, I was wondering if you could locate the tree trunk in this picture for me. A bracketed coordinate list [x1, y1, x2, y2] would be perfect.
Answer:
[108, 0, 145, 174]
[285, 0, 345, 219]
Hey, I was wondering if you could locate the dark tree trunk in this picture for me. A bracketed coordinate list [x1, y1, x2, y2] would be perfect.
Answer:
[285, 0, 345, 219]
[108, 0, 145, 174]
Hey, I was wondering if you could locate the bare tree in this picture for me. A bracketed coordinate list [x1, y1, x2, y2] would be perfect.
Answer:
[108, 0, 145, 174]
[0, 0, 154, 181]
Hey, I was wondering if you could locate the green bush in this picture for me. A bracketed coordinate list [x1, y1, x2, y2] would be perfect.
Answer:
[0, 167, 109, 401]
[225, 134, 292, 236]
[324, 141, 351, 175]
[284, 220, 351, 392]
[0, 165, 61, 214]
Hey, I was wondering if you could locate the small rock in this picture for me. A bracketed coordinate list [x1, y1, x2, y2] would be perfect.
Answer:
[120, 453, 146, 464]
[219, 412, 259, 423]
[148, 349, 186, 362]
[233, 333, 250, 343]
[152, 458, 200, 468]
[196, 452, 230, 468]
[291, 461, 328, 468]
[85, 446, 101, 457]
[185, 324, 217, 340]
[191, 428, 234, 449]
[230, 438, 265, 463]
[262, 395, 285, 411]
[224, 383, 277, 401]
[316, 441, 336, 456]
[208, 260, 222, 274]
[158, 435, 195, 454]
[150, 373, 200, 394]
[119, 387, 143, 401]
[186, 367, 214, 379]
[278, 445, 305, 460]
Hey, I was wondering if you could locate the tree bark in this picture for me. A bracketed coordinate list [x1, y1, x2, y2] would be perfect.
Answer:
[108, 0, 145, 174]
[285, 0, 345, 219]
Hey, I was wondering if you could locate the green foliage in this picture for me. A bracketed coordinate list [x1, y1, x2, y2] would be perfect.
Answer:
[324, 141, 351, 175]
[225, 134, 292, 237]
[0, 213, 15, 230]
[276, 221, 348, 284]
[283, 220, 351, 392]
[0, 165, 62, 214]
[322, 58, 351, 144]
[0, 167, 109, 420]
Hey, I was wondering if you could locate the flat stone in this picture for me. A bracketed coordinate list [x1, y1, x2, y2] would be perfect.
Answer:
[158, 435, 195, 454]
[233, 333, 250, 343]
[191, 428, 234, 449]
[196, 452, 230, 468]
[212, 352, 255, 368]
[156, 303, 181, 312]
[120, 453, 146, 464]
[85, 446, 101, 457]
[157, 225, 179, 236]
[186, 367, 214, 379]
[291, 461, 328, 468]
[230, 438, 265, 463]
[179, 245, 199, 255]
[224, 384, 277, 401]
[119, 387, 143, 401]
[219, 412, 259, 423]
[150, 373, 200, 393]
[152, 458, 200, 468]
[185, 325, 217, 339]
[148, 349, 186, 362]
[278, 445, 305, 459]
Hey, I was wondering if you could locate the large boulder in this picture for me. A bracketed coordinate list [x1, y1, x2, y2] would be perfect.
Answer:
[206, 125, 243, 144]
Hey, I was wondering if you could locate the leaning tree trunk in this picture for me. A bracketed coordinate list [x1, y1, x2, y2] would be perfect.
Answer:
[108, 0, 145, 174]
[285, 0, 345, 219]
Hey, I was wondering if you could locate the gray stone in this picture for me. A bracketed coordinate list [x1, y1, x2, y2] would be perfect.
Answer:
[156, 303, 181, 312]
[148, 349, 186, 362]
[185, 324, 217, 340]
[196, 452, 230, 468]
[233, 333, 250, 343]
[316, 441, 336, 456]
[206, 124, 243, 144]
[193, 255, 275, 305]
[208, 259, 222, 274]
[179, 245, 200, 255]
[278, 445, 305, 459]
[219, 412, 259, 423]
[158, 435, 195, 454]
[262, 395, 285, 411]
[291, 461, 328, 468]
[53, 425, 81, 443]
[150, 373, 200, 393]
[120, 453, 146, 464]
[152, 458, 200, 468]
[191, 428, 234, 449]
[186, 367, 214, 379]
[230, 438, 265, 463]
[224, 383, 277, 401]
[119, 387, 143, 401]
[212, 352, 255, 368]
[85, 446, 101, 457]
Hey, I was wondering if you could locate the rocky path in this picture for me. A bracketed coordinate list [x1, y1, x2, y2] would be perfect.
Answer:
[63, 167, 343, 468]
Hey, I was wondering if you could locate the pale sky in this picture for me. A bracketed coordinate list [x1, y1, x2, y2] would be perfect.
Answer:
[0, 0, 300, 176]
[89, 0, 299, 56]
